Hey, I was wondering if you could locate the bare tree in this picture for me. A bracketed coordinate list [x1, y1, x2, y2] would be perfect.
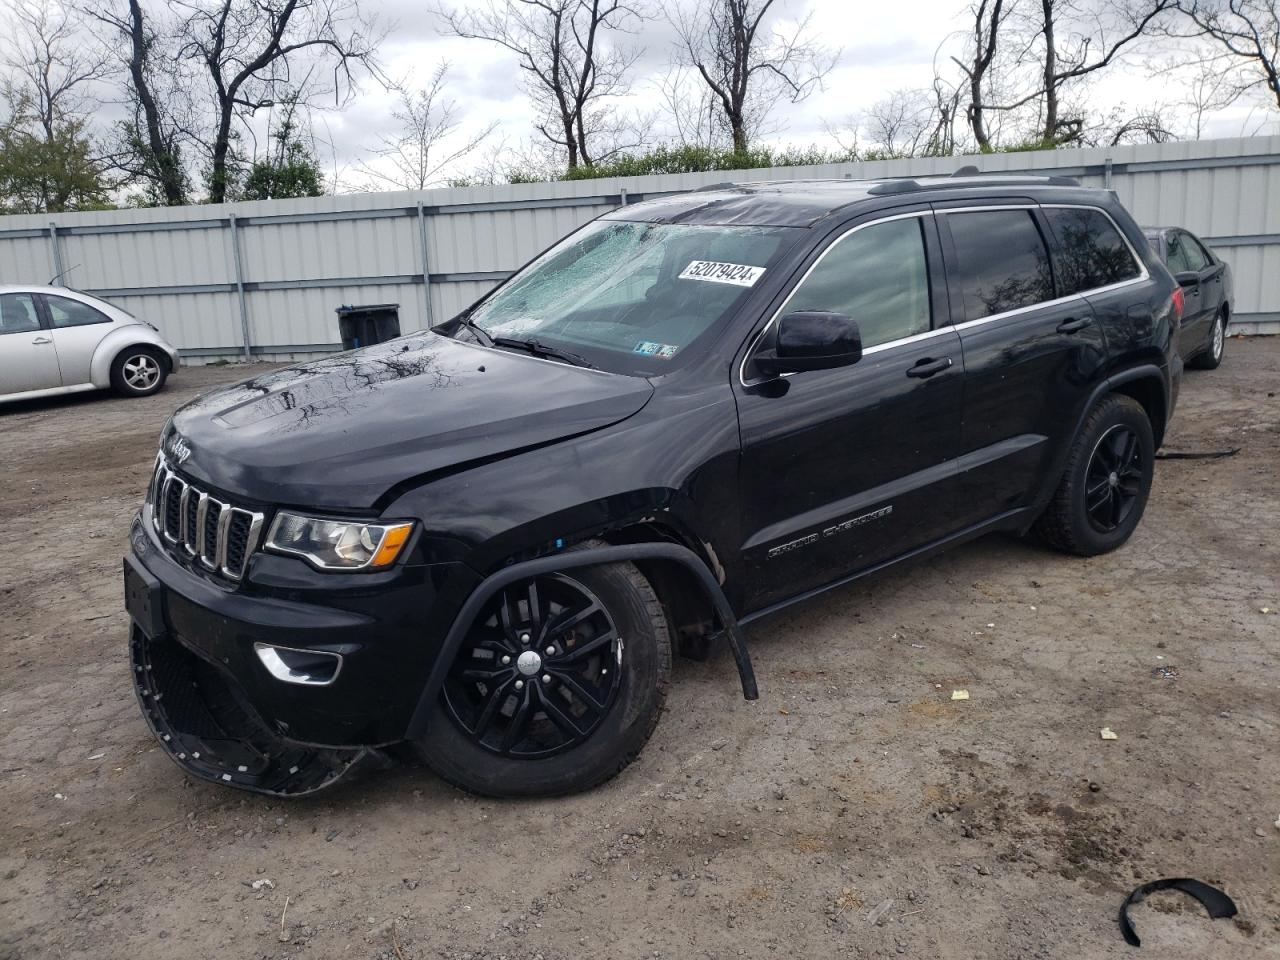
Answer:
[174, 0, 384, 203]
[667, 0, 836, 153]
[3, 0, 109, 143]
[927, 69, 964, 155]
[951, 0, 1016, 151]
[657, 63, 720, 148]
[437, 0, 646, 170]
[89, 0, 191, 205]
[866, 89, 938, 157]
[1175, 0, 1279, 110]
[1029, 0, 1176, 145]
[355, 64, 497, 190]
[1103, 107, 1178, 143]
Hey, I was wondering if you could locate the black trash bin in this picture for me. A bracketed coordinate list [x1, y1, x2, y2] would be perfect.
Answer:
[336, 303, 401, 350]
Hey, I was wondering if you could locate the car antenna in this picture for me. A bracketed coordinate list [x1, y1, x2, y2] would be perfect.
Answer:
[48, 263, 80, 286]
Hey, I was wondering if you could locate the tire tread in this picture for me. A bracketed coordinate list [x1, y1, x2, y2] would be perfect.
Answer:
[1034, 394, 1149, 556]
[418, 542, 672, 798]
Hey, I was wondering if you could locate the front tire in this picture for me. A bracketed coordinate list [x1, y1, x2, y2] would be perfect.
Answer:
[1189, 309, 1226, 370]
[414, 548, 671, 797]
[110, 346, 168, 397]
[1034, 394, 1155, 556]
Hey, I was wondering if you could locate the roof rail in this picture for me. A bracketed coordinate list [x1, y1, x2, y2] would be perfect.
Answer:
[867, 170, 1083, 194]
[866, 179, 922, 195]
[949, 166, 1081, 187]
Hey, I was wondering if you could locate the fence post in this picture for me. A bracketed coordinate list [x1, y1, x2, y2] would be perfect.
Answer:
[47, 222, 65, 284]
[416, 201, 435, 330]
[228, 213, 252, 360]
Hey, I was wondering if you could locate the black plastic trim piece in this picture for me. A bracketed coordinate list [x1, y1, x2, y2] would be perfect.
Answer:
[1119, 878, 1237, 947]
[405, 543, 758, 740]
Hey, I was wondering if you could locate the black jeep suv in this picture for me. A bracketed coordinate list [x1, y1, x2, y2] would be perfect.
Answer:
[125, 174, 1182, 798]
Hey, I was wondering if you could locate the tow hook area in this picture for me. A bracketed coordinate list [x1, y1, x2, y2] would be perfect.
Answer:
[130, 626, 370, 797]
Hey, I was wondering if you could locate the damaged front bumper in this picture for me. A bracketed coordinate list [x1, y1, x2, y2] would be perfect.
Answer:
[124, 512, 478, 796]
[129, 620, 370, 795]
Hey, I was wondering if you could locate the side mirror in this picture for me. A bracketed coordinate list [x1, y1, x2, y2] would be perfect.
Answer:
[755, 311, 863, 376]
[1174, 270, 1201, 287]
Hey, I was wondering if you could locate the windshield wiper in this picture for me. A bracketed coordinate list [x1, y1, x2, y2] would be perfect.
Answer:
[454, 312, 493, 347]
[491, 336, 597, 369]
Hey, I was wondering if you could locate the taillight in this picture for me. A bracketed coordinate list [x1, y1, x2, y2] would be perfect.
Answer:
[1170, 287, 1184, 323]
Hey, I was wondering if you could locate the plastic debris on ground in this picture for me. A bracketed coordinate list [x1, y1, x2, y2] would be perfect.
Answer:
[951, 689, 970, 701]
[1100, 727, 1119, 740]
[251, 878, 275, 891]
[866, 898, 894, 925]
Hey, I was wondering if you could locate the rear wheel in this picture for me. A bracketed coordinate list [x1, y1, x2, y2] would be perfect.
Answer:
[1189, 309, 1226, 370]
[110, 346, 167, 397]
[414, 548, 671, 797]
[1034, 394, 1154, 556]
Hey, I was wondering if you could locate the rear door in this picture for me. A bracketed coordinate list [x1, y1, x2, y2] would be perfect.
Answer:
[1165, 230, 1214, 351]
[937, 203, 1106, 525]
[38, 293, 115, 387]
[734, 209, 965, 611]
[0, 292, 61, 395]
[1185, 232, 1227, 342]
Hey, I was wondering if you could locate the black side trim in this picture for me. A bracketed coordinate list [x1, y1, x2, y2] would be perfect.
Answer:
[405, 543, 758, 739]
[742, 507, 1029, 625]
[742, 434, 1046, 552]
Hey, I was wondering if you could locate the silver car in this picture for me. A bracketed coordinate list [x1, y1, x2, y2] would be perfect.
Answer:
[0, 285, 180, 404]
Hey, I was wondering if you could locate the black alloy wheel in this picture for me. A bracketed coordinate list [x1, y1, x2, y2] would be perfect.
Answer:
[1084, 424, 1144, 533]
[415, 546, 671, 798]
[1034, 393, 1154, 557]
[442, 574, 624, 758]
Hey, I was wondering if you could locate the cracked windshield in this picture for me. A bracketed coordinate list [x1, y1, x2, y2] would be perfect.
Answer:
[466, 220, 793, 373]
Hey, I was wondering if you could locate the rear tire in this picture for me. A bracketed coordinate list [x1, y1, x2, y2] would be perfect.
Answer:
[110, 346, 167, 397]
[414, 544, 671, 797]
[1188, 309, 1226, 370]
[1034, 394, 1154, 556]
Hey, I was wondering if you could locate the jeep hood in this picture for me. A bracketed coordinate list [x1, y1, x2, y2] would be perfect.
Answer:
[165, 333, 654, 509]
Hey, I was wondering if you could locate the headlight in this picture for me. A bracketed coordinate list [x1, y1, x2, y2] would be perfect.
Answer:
[265, 513, 414, 571]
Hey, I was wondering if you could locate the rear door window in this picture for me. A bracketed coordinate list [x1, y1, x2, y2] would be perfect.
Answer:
[0, 293, 42, 335]
[44, 295, 111, 328]
[1042, 207, 1142, 294]
[945, 210, 1053, 321]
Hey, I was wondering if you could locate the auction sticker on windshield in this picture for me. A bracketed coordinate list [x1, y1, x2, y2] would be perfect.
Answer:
[678, 261, 766, 287]
[634, 341, 679, 358]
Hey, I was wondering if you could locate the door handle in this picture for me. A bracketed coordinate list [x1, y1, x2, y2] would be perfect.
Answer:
[31, 336, 52, 344]
[1056, 317, 1092, 334]
[905, 356, 953, 378]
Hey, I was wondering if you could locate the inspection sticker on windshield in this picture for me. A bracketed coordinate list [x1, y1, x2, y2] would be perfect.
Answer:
[634, 341, 679, 359]
[679, 260, 766, 287]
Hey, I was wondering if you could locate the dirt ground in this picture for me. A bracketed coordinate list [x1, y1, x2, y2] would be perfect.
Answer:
[1, 341, 1277, 960]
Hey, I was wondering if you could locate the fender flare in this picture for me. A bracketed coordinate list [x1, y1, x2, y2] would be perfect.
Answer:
[90, 326, 175, 388]
[1081, 362, 1168, 442]
[404, 542, 758, 740]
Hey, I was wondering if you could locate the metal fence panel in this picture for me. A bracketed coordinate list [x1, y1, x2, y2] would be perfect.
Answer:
[2, 134, 1278, 360]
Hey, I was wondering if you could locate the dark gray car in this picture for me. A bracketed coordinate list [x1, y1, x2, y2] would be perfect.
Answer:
[1143, 227, 1233, 370]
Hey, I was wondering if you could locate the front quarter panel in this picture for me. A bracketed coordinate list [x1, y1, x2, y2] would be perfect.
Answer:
[90, 322, 180, 387]
[382, 379, 746, 604]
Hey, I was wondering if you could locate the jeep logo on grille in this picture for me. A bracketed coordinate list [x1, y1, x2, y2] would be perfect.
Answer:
[167, 434, 192, 464]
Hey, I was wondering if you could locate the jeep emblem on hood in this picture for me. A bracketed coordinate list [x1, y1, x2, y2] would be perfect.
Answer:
[167, 434, 192, 464]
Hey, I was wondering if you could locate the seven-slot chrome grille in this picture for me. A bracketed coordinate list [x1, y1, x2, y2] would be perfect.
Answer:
[149, 458, 265, 581]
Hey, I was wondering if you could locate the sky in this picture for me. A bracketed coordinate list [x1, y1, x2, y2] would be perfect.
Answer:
[299, 0, 1277, 190]
[10, 0, 1276, 193]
